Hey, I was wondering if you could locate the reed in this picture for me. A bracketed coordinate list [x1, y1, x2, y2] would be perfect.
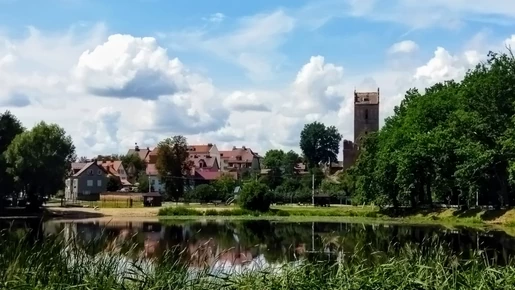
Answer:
[1, 228, 515, 289]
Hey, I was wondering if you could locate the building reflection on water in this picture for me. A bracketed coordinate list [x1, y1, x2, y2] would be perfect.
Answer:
[36, 219, 515, 270]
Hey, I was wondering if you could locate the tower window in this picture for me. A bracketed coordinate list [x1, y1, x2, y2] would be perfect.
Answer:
[364, 109, 369, 120]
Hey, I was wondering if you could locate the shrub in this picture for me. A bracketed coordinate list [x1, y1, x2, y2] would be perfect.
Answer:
[158, 206, 201, 216]
[238, 180, 272, 212]
[193, 184, 216, 203]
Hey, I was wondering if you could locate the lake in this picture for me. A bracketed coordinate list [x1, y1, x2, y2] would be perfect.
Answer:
[4, 219, 515, 269]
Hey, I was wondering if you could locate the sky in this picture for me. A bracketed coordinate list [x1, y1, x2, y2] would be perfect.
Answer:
[1, 0, 515, 158]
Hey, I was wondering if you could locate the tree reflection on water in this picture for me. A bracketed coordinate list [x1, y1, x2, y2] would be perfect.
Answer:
[18, 219, 515, 271]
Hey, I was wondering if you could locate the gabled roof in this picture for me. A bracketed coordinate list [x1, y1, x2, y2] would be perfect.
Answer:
[97, 160, 121, 176]
[73, 162, 107, 177]
[220, 147, 258, 163]
[127, 147, 151, 161]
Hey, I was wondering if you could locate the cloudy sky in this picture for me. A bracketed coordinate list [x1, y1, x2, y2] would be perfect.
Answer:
[1, 0, 515, 157]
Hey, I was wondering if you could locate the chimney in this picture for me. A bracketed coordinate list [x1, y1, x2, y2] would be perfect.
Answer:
[208, 143, 213, 147]
[232, 146, 236, 150]
[242, 146, 246, 150]
[135, 142, 140, 152]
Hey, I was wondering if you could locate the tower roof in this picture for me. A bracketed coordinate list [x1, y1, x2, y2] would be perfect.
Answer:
[354, 88, 379, 104]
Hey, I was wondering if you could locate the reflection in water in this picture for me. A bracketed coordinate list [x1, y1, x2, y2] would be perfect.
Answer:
[39, 219, 515, 270]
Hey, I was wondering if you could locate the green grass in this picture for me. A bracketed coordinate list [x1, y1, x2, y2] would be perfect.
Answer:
[2, 228, 515, 289]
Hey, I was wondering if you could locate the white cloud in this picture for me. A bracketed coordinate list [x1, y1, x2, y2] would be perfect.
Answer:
[2, 17, 514, 159]
[73, 34, 188, 99]
[414, 47, 482, 84]
[388, 40, 418, 54]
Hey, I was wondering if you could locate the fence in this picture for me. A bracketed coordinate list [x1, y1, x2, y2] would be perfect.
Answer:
[62, 193, 145, 208]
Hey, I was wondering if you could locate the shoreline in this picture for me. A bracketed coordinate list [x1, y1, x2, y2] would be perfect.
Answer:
[4, 206, 515, 230]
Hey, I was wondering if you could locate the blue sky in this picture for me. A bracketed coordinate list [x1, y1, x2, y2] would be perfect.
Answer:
[0, 0, 515, 156]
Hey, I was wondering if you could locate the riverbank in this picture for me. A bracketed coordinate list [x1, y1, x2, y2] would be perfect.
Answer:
[43, 204, 515, 227]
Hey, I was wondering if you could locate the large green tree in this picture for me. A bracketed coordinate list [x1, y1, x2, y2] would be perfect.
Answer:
[155, 136, 190, 201]
[299, 121, 342, 169]
[0, 111, 24, 202]
[4, 122, 75, 210]
[351, 49, 515, 209]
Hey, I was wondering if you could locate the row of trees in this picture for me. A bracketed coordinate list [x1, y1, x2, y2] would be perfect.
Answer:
[349, 50, 515, 209]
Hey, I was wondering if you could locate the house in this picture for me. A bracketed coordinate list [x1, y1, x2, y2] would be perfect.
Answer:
[97, 160, 131, 187]
[187, 143, 221, 171]
[146, 164, 164, 193]
[219, 146, 261, 176]
[127, 143, 151, 161]
[65, 162, 108, 201]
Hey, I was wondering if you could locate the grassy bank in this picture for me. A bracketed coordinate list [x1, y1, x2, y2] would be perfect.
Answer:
[2, 229, 515, 289]
[157, 205, 515, 226]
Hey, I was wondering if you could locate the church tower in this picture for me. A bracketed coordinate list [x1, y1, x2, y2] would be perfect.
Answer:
[353, 88, 380, 146]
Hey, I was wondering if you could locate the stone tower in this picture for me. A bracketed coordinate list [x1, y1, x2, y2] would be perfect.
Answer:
[353, 88, 380, 146]
[342, 88, 380, 170]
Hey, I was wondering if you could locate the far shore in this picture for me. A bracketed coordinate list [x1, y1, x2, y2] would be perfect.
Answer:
[36, 205, 515, 229]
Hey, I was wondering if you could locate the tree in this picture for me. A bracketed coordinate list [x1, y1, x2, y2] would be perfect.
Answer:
[4, 122, 75, 210]
[106, 175, 122, 192]
[120, 153, 147, 183]
[77, 156, 89, 162]
[299, 121, 342, 169]
[239, 180, 271, 212]
[283, 150, 300, 177]
[137, 174, 150, 193]
[0, 111, 24, 203]
[155, 136, 190, 202]
[262, 149, 285, 190]
[349, 49, 515, 209]
[213, 173, 237, 201]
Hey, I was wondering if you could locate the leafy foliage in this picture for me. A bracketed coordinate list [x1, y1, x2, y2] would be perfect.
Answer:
[300, 121, 342, 168]
[120, 153, 147, 183]
[239, 179, 272, 212]
[193, 184, 216, 203]
[106, 175, 122, 192]
[351, 50, 515, 209]
[155, 136, 190, 201]
[212, 173, 237, 201]
[0, 111, 24, 203]
[4, 121, 75, 209]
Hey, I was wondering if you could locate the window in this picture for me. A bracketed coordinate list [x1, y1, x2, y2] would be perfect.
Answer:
[364, 97, 369, 102]
[364, 109, 369, 120]
[97, 180, 102, 187]
[88, 169, 93, 176]
[84, 191, 90, 195]
[97, 169, 102, 175]
[87, 180, 93, 187]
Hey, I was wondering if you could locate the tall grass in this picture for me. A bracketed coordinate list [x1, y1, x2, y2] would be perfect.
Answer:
[2, 227, 515, 289]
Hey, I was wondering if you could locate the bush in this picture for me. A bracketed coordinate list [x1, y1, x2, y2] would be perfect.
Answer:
[193, 184, 216, 203]
[238, 180, 272, 212]
[158, 206, 201, 216]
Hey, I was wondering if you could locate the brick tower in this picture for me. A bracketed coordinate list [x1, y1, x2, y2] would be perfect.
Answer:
[342, 88, 380, 170]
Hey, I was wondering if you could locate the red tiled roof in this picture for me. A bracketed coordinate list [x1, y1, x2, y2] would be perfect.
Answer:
[187, 144, 214, 154]
[195, 170, 237, 181]
[127, 148, 151, 161]
[219, 147, 257, 163]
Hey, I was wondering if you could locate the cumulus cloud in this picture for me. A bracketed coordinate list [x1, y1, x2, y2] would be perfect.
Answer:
[73, 34, 188, 99]
[388, 40, 419, 54]
[282, 55, 345, 117]
[414, 47, 483, 84]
